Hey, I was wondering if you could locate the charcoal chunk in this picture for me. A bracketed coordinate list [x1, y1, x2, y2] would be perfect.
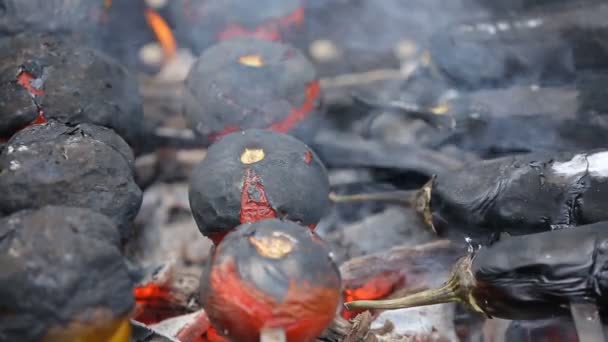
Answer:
[0, 122, 142, 240]
[0, 33, 144, 145]
[0, 206, 134, 342]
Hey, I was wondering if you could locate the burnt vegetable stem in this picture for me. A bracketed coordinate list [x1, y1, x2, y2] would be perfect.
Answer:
[344, 256, 484, 315]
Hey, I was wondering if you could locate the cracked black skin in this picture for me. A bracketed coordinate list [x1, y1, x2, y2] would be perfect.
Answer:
[428, 149, 608, 241]
[470, 221, 608, 320]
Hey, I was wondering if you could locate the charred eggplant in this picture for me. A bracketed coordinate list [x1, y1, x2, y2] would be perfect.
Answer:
[333, 149, 608, 240]
[345, 220, 608, 321]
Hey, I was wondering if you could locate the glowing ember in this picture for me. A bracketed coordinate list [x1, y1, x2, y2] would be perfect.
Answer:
[17, 71, 44, 96]
[145, 8, 177, 61]
[238, 54, 265, 67]
[304, 151, 313, 164]
[430, 103, 449, 115]
[240, 169, 277, 223]
[341, 271, 406, 320]
[218, 7, 305, 42]
[269, 81, 320, 133]
[133, 283, 178, 325]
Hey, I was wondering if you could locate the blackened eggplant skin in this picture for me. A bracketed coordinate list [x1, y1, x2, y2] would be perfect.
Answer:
[0, 33, 144, 145]
[0, 122, 142, 240]
[424, 149, 608, 239]
[345, 221, 608, 321]
[430, 1, 608, 89]
[0, 206, 134, 342]
[470, 222, 608, 320]
[189, 129, 329, 244]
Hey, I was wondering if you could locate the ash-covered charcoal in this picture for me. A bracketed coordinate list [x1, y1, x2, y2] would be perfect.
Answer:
[0, 33, 144, 145]
[0, 0, 102, 35]
[430, 1, 608, 89]
[333, 149, 608, 241]
[0, 206, 134, 342]
[189, 129, 329, 245]
[345, 221, 608, 321]
[184, 38, 321, 145]
[201, 219, 341, 342]
[171, 0, 303, 54]
[0, 122, 142, 240]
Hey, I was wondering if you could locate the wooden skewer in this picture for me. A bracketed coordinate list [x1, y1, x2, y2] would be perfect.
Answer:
[260, 327, 286, 342]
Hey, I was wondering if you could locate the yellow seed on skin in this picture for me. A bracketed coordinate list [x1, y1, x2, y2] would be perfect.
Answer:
[240, 148, 265, 164]
[238, 54, 264, 67]
[249, 233, 295, 259]
[430, 103, 449, 115]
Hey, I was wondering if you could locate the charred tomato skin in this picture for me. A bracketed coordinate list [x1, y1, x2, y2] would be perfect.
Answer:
[189, 129, 330, 243]
[0, 33, 144, 146]
[0, 122, 142, 241]
[171, 0, 303, 54]
[470, 221, 608, 320]
[183, 38, 321, 145]
[0, 206, 134, 342]
[201, 219, 342, 342]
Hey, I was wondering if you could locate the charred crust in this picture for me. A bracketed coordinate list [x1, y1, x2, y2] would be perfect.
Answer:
[0, 33, 144, 146]
[189, 129, 329, 241]
[0, 206, 134, 341]
[0, 122, 142, 240]
[183, 38, 319, 143]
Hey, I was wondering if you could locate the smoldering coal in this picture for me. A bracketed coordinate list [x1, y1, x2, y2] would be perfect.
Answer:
[0, 206, 134, 342]
[0, 122, 142, 240]
[0, 33, 144, 145]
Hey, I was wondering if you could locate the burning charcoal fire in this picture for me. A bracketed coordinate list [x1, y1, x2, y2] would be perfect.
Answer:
[345, 221, 608, 321]
[0, 206, 134, 342]
[0, 33, 144, 145]
[333, 149, 608, 242]
[172, 0, 304, 54]
[183, 38, 321, 144]
[0, 122, 142, 240]
[0, 0, 102, 35]
[201, 219, 341, 342]
[189, 129, 329, 245]
[430, 1, 608, 89]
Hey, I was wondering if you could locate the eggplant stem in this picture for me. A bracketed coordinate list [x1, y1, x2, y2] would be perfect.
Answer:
[344, 256, 483, 314]
[329, 190, 415, 206]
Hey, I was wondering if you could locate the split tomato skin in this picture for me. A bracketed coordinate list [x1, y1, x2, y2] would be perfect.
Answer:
[201, 219, 342, 342]
[189, 129, 330, 245]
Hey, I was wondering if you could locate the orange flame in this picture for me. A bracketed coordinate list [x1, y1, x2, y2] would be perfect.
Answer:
[238, 54, 264, 67]
[341, 271, 405, 320]
[145, 8, 177, 61]
[133, 283, 178, 325]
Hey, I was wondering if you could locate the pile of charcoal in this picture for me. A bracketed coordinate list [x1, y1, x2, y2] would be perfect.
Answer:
[3, 0, 608, 341]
